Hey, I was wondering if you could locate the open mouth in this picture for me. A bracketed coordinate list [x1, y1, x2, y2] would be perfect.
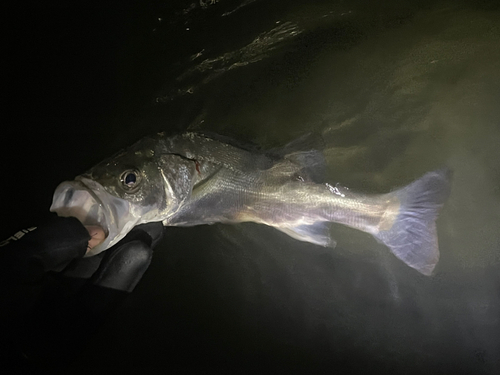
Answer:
[50, 177, 137, 256]
[50, 179, 113, 256]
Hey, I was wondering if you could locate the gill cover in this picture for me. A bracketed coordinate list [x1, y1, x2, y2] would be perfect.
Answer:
[157, 154, 198, 219]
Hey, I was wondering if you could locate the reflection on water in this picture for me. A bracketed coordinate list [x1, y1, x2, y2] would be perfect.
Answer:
[10, 0, 500, 374]
[158, 20, 303, 100]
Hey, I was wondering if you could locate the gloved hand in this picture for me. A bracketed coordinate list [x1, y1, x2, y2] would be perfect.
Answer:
[0, 216, 165, 372]
[0, 216, 164, 291]
[62, 219, 165, 293]
[0, 216, 94, 283]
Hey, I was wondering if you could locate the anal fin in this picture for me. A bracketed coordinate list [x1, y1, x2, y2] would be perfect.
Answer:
[275, 222, 335, 248]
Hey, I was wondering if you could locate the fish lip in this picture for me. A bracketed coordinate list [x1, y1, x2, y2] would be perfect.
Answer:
[74, 176, 116, 241]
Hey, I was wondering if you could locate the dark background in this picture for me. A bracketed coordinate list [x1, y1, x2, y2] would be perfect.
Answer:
[4, 1, 500, 374]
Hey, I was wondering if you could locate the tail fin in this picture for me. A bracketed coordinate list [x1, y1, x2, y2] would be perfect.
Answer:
[374, 168, 452, 276]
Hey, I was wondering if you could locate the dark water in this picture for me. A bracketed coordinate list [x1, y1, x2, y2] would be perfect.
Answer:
[4, 0, 500, 374]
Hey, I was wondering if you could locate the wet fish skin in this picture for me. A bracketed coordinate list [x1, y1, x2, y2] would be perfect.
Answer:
[50, 132, 452, 275]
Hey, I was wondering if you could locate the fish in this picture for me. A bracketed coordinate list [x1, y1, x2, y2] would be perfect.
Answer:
[50, 132, 452, 275]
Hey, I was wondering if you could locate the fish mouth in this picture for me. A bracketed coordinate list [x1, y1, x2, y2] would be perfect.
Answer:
[50, 178, 133, 256]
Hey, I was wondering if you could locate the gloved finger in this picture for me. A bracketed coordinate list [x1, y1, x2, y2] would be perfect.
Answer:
[133, 221, 165, 249]
[89, 240, 152, 293]
[114, 221, 165, 249]
[79, 224, 160, 293]
[59, 222, 163, 284]
[0, 217, 90, 282]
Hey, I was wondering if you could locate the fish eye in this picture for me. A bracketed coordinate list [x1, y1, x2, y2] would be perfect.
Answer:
[124, 172, 136, 185]
[120, 169, 142, 192]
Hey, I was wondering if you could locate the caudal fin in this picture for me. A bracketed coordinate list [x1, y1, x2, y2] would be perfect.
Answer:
[374, 168, 452, 275]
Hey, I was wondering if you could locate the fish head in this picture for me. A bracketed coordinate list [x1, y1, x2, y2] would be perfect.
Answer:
[50, 137, 167, 256]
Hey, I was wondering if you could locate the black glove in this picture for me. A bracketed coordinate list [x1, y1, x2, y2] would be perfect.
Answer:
[61, 220, 164, 293]
[1, 217, 165, 373]
[0, 216, 164, 291]
[0, 216, 89, 283]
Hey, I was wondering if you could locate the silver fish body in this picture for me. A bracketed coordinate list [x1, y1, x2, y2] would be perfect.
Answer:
[50, 132, 451, 275]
